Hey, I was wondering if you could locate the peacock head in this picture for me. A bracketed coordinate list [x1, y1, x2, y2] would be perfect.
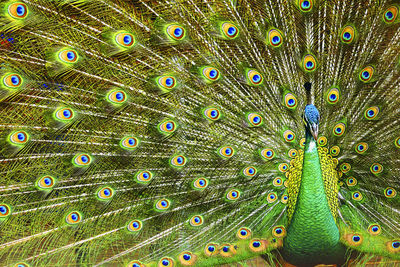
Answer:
[303, 104, 320, 141]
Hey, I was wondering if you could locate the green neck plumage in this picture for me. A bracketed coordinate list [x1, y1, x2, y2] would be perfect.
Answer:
[282, 131, 345, 266]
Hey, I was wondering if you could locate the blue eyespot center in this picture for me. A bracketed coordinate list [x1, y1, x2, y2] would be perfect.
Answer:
[162, 260, 169, 266]
[0, 206, 6, 213]
[123, 35, 132, 44]
[343, 32, 351, 40]
[223, 246, 229, 252]
[253, 241, 261, 248]
[393, 242, 400, 248]
[228, 27, 236, 36]
[288, 134, 293, 139]
[67, 52, 75, 60]
[161, 201, 167, 207]
[183, 254, 191, 260]
[133, 264, 140, 267]
[252, 74, 260, 82]
[302, 1, 310, 8]
[306, 61, 313, 68]
[225, 148, 231, 155]
[116, 92, 123, 100]
[288, 99, 295, 105]
[17, 133, 25, 141]
[363, 71, 370, 78]
[17, 5, 25, 15]
[209, 69, 217, 78]
[177, 157, 183, 164]
[330, 94, 337, 100]
[81, 156, 88, 163]
[71, 214, 78, 221]
[44, 178, 51, 185]
[165, 78, 173, 86]
[353, 236, 361, 242]
[272, 36, 280, 43]
[11, 76, 19, 85]
[208, 246, 215, 252]
[276, 228, 282, 234]
[174, 28, 182, 37]
[143, 173, 149, 179]
[241, 230, 247, 236]
[386, 11, 394, 19]
[232, 192, 237, 197]
[372, 226, 378, 232]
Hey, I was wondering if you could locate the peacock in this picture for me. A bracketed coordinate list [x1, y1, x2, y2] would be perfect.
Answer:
[0, 0, 400, 266]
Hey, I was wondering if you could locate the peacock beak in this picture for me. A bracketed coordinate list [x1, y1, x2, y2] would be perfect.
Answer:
[310, 123, 319, 141]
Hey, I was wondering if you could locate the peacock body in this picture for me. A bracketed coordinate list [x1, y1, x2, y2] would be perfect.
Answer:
[0, 0, 400, 266]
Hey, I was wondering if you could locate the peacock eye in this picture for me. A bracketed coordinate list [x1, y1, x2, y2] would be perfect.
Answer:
[158, 75, 176, 90]
[127, 260, 144, 267]
[247, 69, 263, 85]
[58, 49, 78, 64]
[267, 192, 278, 203]
[242, 166, 257, 177]
[370, 163, 383, 175]
[0, 204, 11, 218]
[326, 87, 340, 104]
[7, 3, 28, 19]
[364, 106, 379, 120]
[273, 177, 284, 187]
[159, 120, 177, 134]
[384, 187, 396, 198]
[190, 215, 203, 226]
[73, 153, 92, 167]
[127, 219, 142, 232]
[237, 227, 251, 239]
[115, 32, 135, 48]
[359, 66, 374, 82]
[368, 224, 381, 235]
[97, 186, 114, 200]
[218, 146, 235, 158]
[2, 73, 23, 88]
[202, 67, 220, 81]
[221, 22, 239, 39]
[155, 199, 171, 211]
[107, 90, 127, 104]
[120, 136, 139, 150]
[268, 29, 283, 47]
[383, 6, 398, 23]
[9, 130, 29, 146]
[272, 226, 286, 237]
[170, 155, 186, 167]
[226, 189, 240, 201]
[204, 107, 221, 121]
[303, 54, 317, 72]
[247, 113, 263, 126]
[346, 177, 357, 186]
[317, 136, 327, 146]
[283, 130, 296, 142]
[159, 257, 174, 266]
[65, 211, 82, 225]
[37, 175, 56, 190]
[288, 149, 298, 158]
[166, 25, 185, 40]
[284, 93, 297, 109]
[355, 142, 368, 154]
[333, 122, 346, 136]
[341, 25, 355, 44]
[299, 0, 313, 12]
[352, 191, 363, 201]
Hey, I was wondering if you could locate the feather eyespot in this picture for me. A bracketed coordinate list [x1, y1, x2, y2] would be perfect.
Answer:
[387, 241, 400, 253]
[317, 136, 327, 146]
[204, 243, 219, 256]
[0, 204, 11, 218]
[107, 90, 127, 104]
[368, 224, 381, 235]
[300, 138, 306, 148]
[221, 22, 239, 39]
[2, 73, 22, 88]
[97, 186, 114, 201]
[396, 137, 400, 148]
[359, 66, 374, 82]
[158, 257, 174, 267]
[226, 189, 240, 201]
[193, 178, 208, 190]
[302, 54, 317, 72]
[347, 234, 363, 246]
[58, 49, 78, 64]
[237, 227, 251, 239]
[299, 0, 312, 12]
[355, 142, 368, 154]
[203, 107, 221, 121]
[247, 70, 263, 85]
[54, 108, 74, 122]
[364, 106, 379, 120]
[278, 163, 288, 172]
[9, 130, 29, 145]
[115, 32, 134, 48]
[242, 166, 257, 177]
[346, 177, 357, 187]
[283, 130, 295, 142]
[189, 215, 203, 227]
[281, 194, 288, 204]
[155, 199, 171, 211]
[267, 192, 278, 203]
[383, 6, 398, 24]
[288, 149, 298, 158]
[37, 175, 55, 190]
[384, 187, 397, 198]
[167, 25, 185, 40]
[136, 170, 153, 183]
[120, 137, 139, 150]
[202, 67, 220, 82]
[65, 211, 82, 225]
[127, 260, 145, 267]
[260, 148, 274, 160]
[330, 146, 340, 157]
[352, 191, 363, 201]
[127, 220, 142, 232]
[340, 163, 351, 173]
[284, 93, 297, 109]
[8, 3, 28, 19]
[219, 244, 236, 257]
[159, 120, 177, 134]
[326, 87, 340, 104]
[340, 26, 355, 44]
[178, 251, 197, 266]
[247, 113, 263, 126]
[272, 226, 286, 238]
[72, 153, 91, 167]
[218, 146, 235, 159]
[158, 76, 176, 90]
[14, 263, 30, 267]
[170, 155, 186, 167]
[249, 239, 267, 252]
[333, 123, 346, 136]
[268, 29, 283, 47]
[370, 163, 383, 175]
[273, 177, 284, 187]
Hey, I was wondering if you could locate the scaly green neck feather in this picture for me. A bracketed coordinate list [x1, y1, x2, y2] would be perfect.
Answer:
[282, 132, 345, 266]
